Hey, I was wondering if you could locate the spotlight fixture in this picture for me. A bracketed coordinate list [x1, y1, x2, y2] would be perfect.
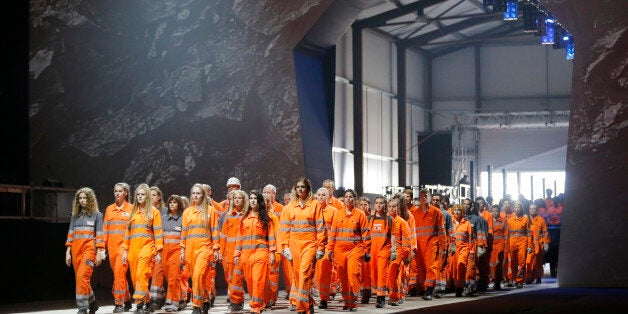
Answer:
[564, 35, 574, 60]
[553, 26, 565, 49]
[541, 15, 555, 45]
[503, 0, 518, 20]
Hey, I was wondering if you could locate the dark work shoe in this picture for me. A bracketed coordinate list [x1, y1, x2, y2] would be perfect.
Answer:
[191, 307, 201, 314]
[349, 308, 357, 312]
[88, 300, 99, 314]
[124, 301, 133, 311]
[318, 300, 327, 309]
[77, 310, 88, 314]
[455, 288, 463, 297]
[113, 305, 124, 313]
[202, 302, 210, 314]
[231, 303, 243, 312]
[134, 303, 144, 314]
[535, 278, 542, 284]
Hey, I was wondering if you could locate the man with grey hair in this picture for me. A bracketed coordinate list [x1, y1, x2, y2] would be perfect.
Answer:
[263, 184, 283, 218]
[322, 179, 343, 210]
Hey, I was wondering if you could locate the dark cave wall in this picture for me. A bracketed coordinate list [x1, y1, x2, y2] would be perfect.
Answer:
[29, 0, 334, 200]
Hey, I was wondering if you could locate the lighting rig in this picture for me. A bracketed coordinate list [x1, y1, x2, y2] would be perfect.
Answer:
[482, 0, 574, 60]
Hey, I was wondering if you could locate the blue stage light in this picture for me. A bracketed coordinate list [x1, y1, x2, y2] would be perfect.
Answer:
[542, 15, 555, 45]
[564, 35, 574, 59]
[503, 0, 518, 20]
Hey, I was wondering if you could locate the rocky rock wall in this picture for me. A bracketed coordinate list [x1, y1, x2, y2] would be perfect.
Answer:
[29, 0, 331, 200]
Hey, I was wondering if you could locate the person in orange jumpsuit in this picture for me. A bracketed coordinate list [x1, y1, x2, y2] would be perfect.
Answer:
[65, 187, 105, 314]
[281, 177, 326, 314]
[368, 195, 392, 308]
[449, 204, 474, 297]
[475, 197, 493, 292]
[402, 189, 419, 294]
[397, 192, 416, 303]
[104, 183, 134, 312]
[322, 179, 344, 212]
[180, 184, 220, 314]
[149, 186, 168, 310]
[526, 204, 550, 284]
[221, 190, 247, 309]
[314, 187, 337, 309]
[262, 192, 282, 308]
[507, 201, 532, 288]
[386, 195, 412, 306]
[233, 190, 277, 314]
[357, 196, 373, 304]
[489, 205, 510, 290]
[263, 184, 287, 303]
[410, 189, 447, 300]
[203, 184, 224, 217]
[161, 195, 186, 312]
[121, 183, 164, 314]
[278, 194, 297, 310]
[220, 177, 241, 209]
[432, 193, 453, 298]
[327, 189, 370, 312]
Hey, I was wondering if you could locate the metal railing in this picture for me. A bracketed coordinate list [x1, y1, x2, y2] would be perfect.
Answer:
[0, 184, 76, 222]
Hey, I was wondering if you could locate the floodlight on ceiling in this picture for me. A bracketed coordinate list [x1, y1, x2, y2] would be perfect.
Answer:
[564, 35, 574, 60]
[541, 15, 555, 45]
[503, 0, 518, 20]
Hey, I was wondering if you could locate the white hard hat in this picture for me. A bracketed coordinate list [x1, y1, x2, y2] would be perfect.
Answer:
[226, 177, 241, 186]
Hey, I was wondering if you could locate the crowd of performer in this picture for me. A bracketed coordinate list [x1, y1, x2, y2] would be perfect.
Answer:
[65, 177, 560, 314]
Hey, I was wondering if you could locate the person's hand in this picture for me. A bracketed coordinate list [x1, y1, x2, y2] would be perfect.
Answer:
[154, 252, 162, 264]
[283, 248, 293, 261]
[477, 247, 486, 257]
[364, 253, 371, 263]
[121, 250, 128, 264]
[527, 247, 533, 254]
[65, 249, 72, 267]
[180, 250, 185, 264]
[449, 242, 456, 254]
[439, 249, 447, 257]
[316, 250, 324, 260]
[214, 250, 220, 262]
[543, 244, 549, 252]
[390, 251, 397, 261]
[95, 249, 104, 266]
[270, 253, 276, 265]
[234, 256, 240, 266]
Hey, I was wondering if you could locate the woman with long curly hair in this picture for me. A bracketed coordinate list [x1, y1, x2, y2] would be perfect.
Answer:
[65, 187, 105, 314]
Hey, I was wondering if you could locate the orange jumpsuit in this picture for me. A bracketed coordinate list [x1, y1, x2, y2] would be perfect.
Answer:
[450, 218, 474, 288]
[265, 212, 281, 305]
[545, 206, 562, 226]
[278, 204, 296, 307]
[489, 216, 510, 286]
[281, 199, 326, 313]
[526, 215, 549, 283]
[360, 214, 372, 300]
[507, 215, 532, 284]
[436, 209, 453, 292]
[327, 207, 370, 310]
[478, 210, 493, 289]
[410, 205, 447, 291]
[180, 206, 220, 309]
[235, 214, 276, 314]
[387, 215, 411, 303]
[315, 205, 337, 302]
[104, 202, 133, 305]
[122, 207, 163, 304]
[161, 213, 183, 307]
[219, 209, 243, 300]
[368, 214, 392, 297]
[66, 211, 105, 310]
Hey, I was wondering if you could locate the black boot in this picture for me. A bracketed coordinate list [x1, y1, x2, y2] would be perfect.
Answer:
[375, 296, 385, 308]
[134, 303, 144, 314]
[113, 305, 124, 313]
[202, 302, 210, 314]
[124, 300, 133, 311]
[318, 300, 327, 309]
[88, 300, 99, 314]
[422, 286, 434, 300]
[360, 289, 371, 304]
[455, 288, 463, 297]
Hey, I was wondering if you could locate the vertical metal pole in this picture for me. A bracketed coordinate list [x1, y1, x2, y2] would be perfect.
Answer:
[554, 180, 557, 196]
[517, 172, 521, 198]
[542, 178, 546, 199]
[396, 43, 407, 188]
[470, 161, 475, 200]
[502, 168, 507, 199]
[352, 24, 364, 195]
[487, 165, 492, 198]
[530, 175, 534, 200]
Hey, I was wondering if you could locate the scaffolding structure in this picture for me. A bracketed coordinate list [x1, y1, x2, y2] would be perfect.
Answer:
[453, 110, 570, 129]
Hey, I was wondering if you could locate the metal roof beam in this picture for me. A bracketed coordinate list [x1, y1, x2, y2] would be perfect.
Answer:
[354, 0, 448, 29]
[399, 15, 499, 48]
[428, 22, 524, 57]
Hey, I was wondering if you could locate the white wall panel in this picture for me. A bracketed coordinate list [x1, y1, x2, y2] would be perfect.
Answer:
[336, 31, 352, 80]
[432, 47, 475, 100]
[363, 30, 393, 92]
[432, 100, 475, 131]
[407, 49, 427, 101]
[333, 81, 353, 149]
[547, 47, 573, 95]
[481, 45, 548, 98]
[479, 128, 568, 171]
